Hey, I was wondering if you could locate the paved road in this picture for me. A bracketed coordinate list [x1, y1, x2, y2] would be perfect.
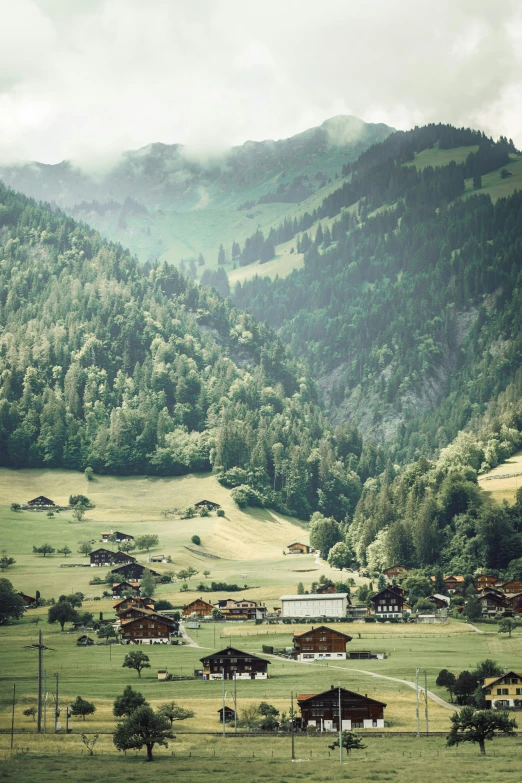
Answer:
[179, 622, 201, 648]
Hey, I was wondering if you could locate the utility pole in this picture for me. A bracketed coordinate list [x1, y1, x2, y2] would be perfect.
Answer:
[55, 672, 59, 732]
[424, 670, 429, 736]
[338, 686, 343, 764]
[43, 671, 47, 734]
[234, 673, 237, 734]
[10, 684, 15, 750]
[290, 691, 295, 760]
[415, 667, 420, 737]
[23, 630, 53, 734]
[222, 667, 226, 738]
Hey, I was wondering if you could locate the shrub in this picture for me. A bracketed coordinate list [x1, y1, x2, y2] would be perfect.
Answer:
[10, 503, 21, 512]
[198, 506, 210, 517]
[364, 616, 376, 623]
[216, 508, 225, 517]
[218, 467, 249, 488]
[231, 484, 265, 509]
[191, 535, 201, 546]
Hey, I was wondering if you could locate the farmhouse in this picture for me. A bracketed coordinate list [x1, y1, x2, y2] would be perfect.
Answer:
[200, 646, 270, 680]
[195, 500, 220, 511]
[111, 563, 160, 582]
[101, 531, 134, 543]
[287, 542, 311, 554]
[215, 598, 267, 621]
[370, 586, 405, 618]
[28, 495, 55, 507]
[114, 596, 155, 612]
[18, 592, 37, 606]
[119, 614, 176, 644]
[116, 606, 170, 624]
[475, 574, 498, 590]
[382, 564, 407, 578]
[497, 579, 522, 595]
[428, 594, 450, 610]
[483, 671, 522, 709]
[89, 548, 136, 567]
[293, 625, 352, 661]
[443, 575, 464, 594]
[297, 686, 386, 731]
[280, 593, 350, 619]
[476, 590, 510, 617]
[183, 598, 214, 617]
[111, 582, 140, 599]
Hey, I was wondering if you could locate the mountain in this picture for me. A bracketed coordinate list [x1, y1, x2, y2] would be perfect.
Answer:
[0, 181, 375, 521]
[233, 123, 522, 463]
[0, 116, 393, 267]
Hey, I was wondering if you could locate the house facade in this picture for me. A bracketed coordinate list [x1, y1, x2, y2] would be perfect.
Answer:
[111, 563, 159, 582]
[287, 542, 311, 554]
[199, 646, 270, 680]
[297, 686, 386, 731]
[183, 598, 214, 617]
[370, 586, 405, 618]
[114, 595, 154, 612]
[112, 581, 140, 598]
[101, 531, 134, 543]
[215, 599, 267, 621]
[28, 495, 55, 506]
[293, 625, 352, 661]
[483, 671, 522, 709]
[382, 565, 407, 578]
[498, 580, 522, 595]
[90, 548, 135, 567]
[119, 615, 175, 644]
[428, 594, 450, 610]
[477, 591, 510, 617]
[280, 593, 350, 619]
[195, 500, 220, 511]
[475, 574, 498, 590]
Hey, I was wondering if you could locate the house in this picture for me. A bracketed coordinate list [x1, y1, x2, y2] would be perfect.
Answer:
[111, 582, 140, 599]
[101, 531, 134, 543]
[292, 625, 352, 661]
[110, 563, 160, 582]
[347, 605, 369, 618]
[280, 593, 350, 619]
[287, 542, 311, 555]
[28, 495, 55, 507]
[369, 586, 405, 619]
[18, 592, 37, 606]
[183, 598, 214, 617]
[119, 614, 176, 644]
[497, 580, 522, 595]
[89, 548, 135, 567]
[116, 606, 169, 624]
[76, 635, 94, 646]
[297, 686, 386, 731]
[476, 590, 510, 617]
[443, 575, 464, 594]
[194, 500, 220, 511]
[382, 565, 407, 578]
[482, 671, 522, 709]
[474, 574, 498, 591]
[113, 595, 154, 613]
[148, 554, 171, 563]
[507, 593, 522, 614]
[199, 646, 270, 680]
[218, 706, 236, 723]
[214, 598, 267, 621]
[428, 594, 450, 610]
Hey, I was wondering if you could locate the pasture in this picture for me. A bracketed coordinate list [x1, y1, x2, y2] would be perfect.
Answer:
[478, 450, 522, 503]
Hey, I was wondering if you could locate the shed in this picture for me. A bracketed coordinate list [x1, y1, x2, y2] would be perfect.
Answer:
[218, 706, 236, 723]
[157, 669, 168, 680]
[76, 635, 94, 646]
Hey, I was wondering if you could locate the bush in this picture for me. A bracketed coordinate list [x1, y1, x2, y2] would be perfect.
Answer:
[154, 600, 174, 611]
[181, 506, 195, 519]
[198, 506, 210, 517]
[84, 467, 94, 482]
[218, 467, 249, 488]
[231, 484, 265, 509]
[10, 503, 21, 512]
[364, 616, 376, 623]
[216, 508, 225, 517]
[191, 535, 201, 546]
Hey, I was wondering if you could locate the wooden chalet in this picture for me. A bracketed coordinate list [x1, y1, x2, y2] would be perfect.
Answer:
[111, 581, 140, 598]
[114, 595, 155, 613]
[214, 598, 267, 621]
[18, 592, 37, 606]
[428, 594, 450, 610]
[90, 548, 136, 567]
[28, 495, 55, 507]
[287, 542, 311, 555]
[101, 531, 134, 543]
[370, 585, 405, 618]
[508, 593, 522, 613]
[474, 574, 498, 590]
[183, 598, 214, 617]
[482, 671, 522, 709]
[116, 606, 169, 624]
[119, 613, 176, 644]
[293, 625, 352, 661]
[497, 579, 522, 595]
[382, 564, 407, 578]
[195, 500, 220, 511]
[200, 646, 270, 680]
[443, 575, 464, 594]
[297, 686, 386, 731]
[111, 563, 160, 582]
[218, 705, 236, 723]
[476, 590, 511, 617]
[76, 635, 94, 646]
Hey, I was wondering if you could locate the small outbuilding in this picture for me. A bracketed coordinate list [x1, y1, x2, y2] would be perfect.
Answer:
[218, 706, 236, 723]
[76, 635, 94, 646]
[287, 542, 311, 554]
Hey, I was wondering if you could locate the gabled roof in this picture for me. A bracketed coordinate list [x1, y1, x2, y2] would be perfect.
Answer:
[370, 586, 405, 602]
[120, 612, 175, 628]
[482, 671, 522, 689]
[184, 597, 214, 608]
[293, 625, 352, 641]
[288, 542, 309, 547]
[297, 686, 387, 707]
[111, 563, 160, 576]
[199, 646, 271, 664]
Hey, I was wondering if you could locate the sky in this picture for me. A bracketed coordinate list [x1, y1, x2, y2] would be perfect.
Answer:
[0, 0, 521, 166]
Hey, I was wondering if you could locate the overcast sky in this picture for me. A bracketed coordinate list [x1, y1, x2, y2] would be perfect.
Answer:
[0, 0, 521, 166]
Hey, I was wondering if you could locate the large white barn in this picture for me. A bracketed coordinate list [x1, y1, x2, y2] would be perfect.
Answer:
[280, 593, 350, 618]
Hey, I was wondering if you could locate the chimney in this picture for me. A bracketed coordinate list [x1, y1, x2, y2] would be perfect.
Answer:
[331, 685, 335, 690]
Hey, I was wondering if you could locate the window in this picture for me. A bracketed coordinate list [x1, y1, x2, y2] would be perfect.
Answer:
[511, 678, 519, 684]
[516, 689, 521, 696]
[502, 689, 509, 695]
[497, 689, 502, 695]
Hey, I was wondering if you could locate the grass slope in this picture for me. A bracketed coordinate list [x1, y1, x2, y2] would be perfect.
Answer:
[404, 144, 479, 170]
[478, 450, 522, 503]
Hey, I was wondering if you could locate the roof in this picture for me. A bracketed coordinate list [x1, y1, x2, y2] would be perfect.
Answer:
[280, 593, 349, 601]
[383, 564, 406, 570]
[28, 495, 54, 503]
[101, 531, 134, 538]
[297, 686, 387, 707]
[370, 586, 405, 602]
[288, 542, 309, 547]
[483, 672, 522, 689]
[293, 625, 352, 641]
[120, 612, 175, 627]
[184, 597, 214, 608]
[195, 500, 220, 507]
[199, 646, 271, 664]
[445, 575, 465, 582]
[430, 594, 450, 603]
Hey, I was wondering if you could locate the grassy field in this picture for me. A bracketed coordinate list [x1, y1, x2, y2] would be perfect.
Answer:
[478, 450, 522, 503]
[404, 144, 479, 170]
[463, 154, 522, 203]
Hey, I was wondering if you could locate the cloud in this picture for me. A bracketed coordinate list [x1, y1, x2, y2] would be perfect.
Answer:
[0, 0, 521, 166]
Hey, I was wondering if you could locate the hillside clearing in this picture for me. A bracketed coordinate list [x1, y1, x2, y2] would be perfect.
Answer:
[478, 450, 522, 502]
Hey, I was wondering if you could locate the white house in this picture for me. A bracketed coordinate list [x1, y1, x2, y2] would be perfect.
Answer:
[280, 593, 350, 618]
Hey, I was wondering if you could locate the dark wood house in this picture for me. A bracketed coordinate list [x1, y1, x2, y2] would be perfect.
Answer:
[183, 598, 214, 617]
[382, 564, 407, 578]
[297, 685, 386, 731]
[90, 548, 135, 567]
[287, 542, 311, 554]
[195, 500, 221, 511]
[218, 705, 236, 723]
[18, 592, 37, 606]
[200, 646, 270, 680]
[476, 590, 510, 617]
[111, 563, 160, 582]
[111, 581, 140, 598]
[114, 595, 155, 612]
[370, 585, 405, 618]
[119, 614, 176, 644]
[498, 579, 522, 595]
[101, 531, 134, 543]
[475, 574, 498, 590]
[117, 606, 169, 624]
[293, 625, 352, 661]
[28, 495, 55, 507]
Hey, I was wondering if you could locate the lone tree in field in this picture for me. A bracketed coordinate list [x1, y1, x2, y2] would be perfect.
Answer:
[113, 686, 149, 717]
[80, 732, 99, 755]
[157, 701, 195, 727]
[113, 705, 174, 762]
[498, 617, 520, 638]
[48, 600, 80, 631]
[78, 541, 93, 556]
[70, 696, 96, 721]
[122, 650, 151, 678]
[73, 503, 87, 522]
[447, 706, 517, 756]
[0, 550, 16, 571]
[33, 544, 55, 557]
[57, 545, 72, 557]
[329, 730, 367, 755]
[436, 669, 456, 702]
[23, 706, 37, 721]
[98, 625, 118, 643]
[135, 535, 159, 552]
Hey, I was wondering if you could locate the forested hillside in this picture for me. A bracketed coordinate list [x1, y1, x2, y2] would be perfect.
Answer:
[234, 124, 522, 463]
[0, 183, 379, 520]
